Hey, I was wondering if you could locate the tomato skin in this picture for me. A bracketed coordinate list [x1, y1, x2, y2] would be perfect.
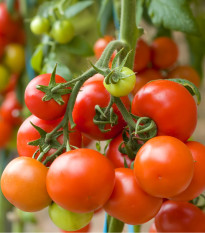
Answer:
[1, 157, 52, 212]
[134, 136, 194, 198]
[155, 200, 205, 232]
[61, 223, 91, 233]
[131, 79, 197, 142]
[104, 168, 162, 225]
[151, 37, 178, 69]
[171, 141, 205, 201]
[94, 36, 114, 59]
[167, 65, 200, 87]
[106, 133, 134, 168]
[30, 16, 50, 35]
[47, 148, 115, 213]
[49, 203, 93, 231]
[103, 67, 136, 97]
[25, 73, 70, 121]
[0, 116, 12, 147]
[134, 39, 151, 72]
[0, 91, 22, 126]
[17, 115, 82, 165]
[72, 74, 130, 141]
[131, 68, 163, 96]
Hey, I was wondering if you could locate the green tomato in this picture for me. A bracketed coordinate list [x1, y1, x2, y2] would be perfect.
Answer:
[49, 203, 93, 231]
[51, 20, 75, 44]
[30, 16, 50, 35]
[103, 67, 136, 97]
[0, 65, 10, 92]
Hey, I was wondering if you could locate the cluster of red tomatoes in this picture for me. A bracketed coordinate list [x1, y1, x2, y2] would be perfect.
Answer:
[0, 2, 25, 149]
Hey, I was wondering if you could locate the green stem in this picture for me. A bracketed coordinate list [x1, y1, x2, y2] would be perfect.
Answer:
[11, 221, 24, 233]
[103, 96, 114, 116]
[133, 225, 141, 233]
[43, 145, 65, 166]
[37, 145, 52, 162]
[107, 216, 124, 232]
[119, 0, 137, 69]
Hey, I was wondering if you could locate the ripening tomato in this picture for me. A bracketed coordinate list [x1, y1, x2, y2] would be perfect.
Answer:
[72, 74, 130, 141]
[151, 37, 178, 69]
[171, 141, 205, 201]
[25, 73, 70, 121]
[49, 203, 93, 231]
[0, 115, 12, 147]
[131, 68, 163, 96]
[131, 79, 197, 142]
[155, 200, 205, 232]
[47, 148, 115, 213]
[167, 65, 201, 87]
[133, 39, 151, 72]
[134, 136, 194, 198]
[3, 73, 19, 94]
[17, 115, 82, 165]
[30, 16, 50, 35]
[104, 168, 162, 225]
[0, 65, 10, 92]
[0, 91, 22, 126]
[1, 157, 52, 212]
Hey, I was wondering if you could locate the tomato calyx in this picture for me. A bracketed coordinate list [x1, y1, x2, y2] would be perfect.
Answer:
[36, 64, 71, 105]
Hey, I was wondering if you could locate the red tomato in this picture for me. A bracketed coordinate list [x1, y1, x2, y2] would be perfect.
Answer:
[94, 36, 114, 59]
[106, 133, 134, 168]
[131, 68, 163, 96]
[155, 200, 205, 232]
[0, 91, 22, 126]
[149, 223, 157, 233]
[81, 134, 93, 147]
[171, 141, 205, 201]
[17, 115, 82, 165]
[0, 115, 12, 147]
[134, 136, 194, 198]
[133, 39, 151, 72]
[46, 148, 115, 213]
[25, 73, 70, 121]
[72, 74, 130, 141]
[151, 37, 178, 69]
[167, 65, 201, 87]
[104, 168, 162, 225]
[1, 157, 52, 212]
[131, 79, 197, 142]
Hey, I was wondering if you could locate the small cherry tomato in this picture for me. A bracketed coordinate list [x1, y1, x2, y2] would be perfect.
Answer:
[134, 136, 194, 198]
[1, 157, 52, 212]
[60, 223, 91, 233]
[30, 16, 50, 35]
[0, 115, 12, 147]
[94, 36, 114, 59]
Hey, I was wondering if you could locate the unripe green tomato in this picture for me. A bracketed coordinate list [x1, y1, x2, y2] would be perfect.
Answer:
[0, 65, 10, 92]
[103, 67, 136, 97]
[49, 203, 93, 231]
[51, 20, 75, 44]
[30, 16, 50, 35]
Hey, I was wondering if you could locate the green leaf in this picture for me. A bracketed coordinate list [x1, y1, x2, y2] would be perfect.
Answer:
[65, 35, 94, 57]
[6, 0, 15, 14]
[146, 0, 200, 35]
[64, 1, 94, 19]
[31, 45, 44, 73]
[136, 0, 144, 25]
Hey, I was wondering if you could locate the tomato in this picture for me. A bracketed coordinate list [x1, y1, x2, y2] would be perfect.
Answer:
[30, 16, 50, 35]
[131, 68, 163, 96]
[82, 134, 93, 147]
[1, 157, 52, 212]
[171, 141, 205, 201]
[61, 223, 91, 233]
[17, 115, 82, 165]
[25, 73, 70, 121]
[103, 67, 136, 97]
[134, 136, 194, 198]
[3, 44, 25, 74]
[151, 37, 178, 69]
[3, 73, 19, 94]
[131, 79, 197, 142]
[104, 168, 162, 225]
[133, 39, 151, 72]
[0, 65, 10, 92]
[72, 74, 130, 141]
[106, 133, 134, 168]
[149, 223, 157, 233]
[0, 36, 8, 58]
[49, 203, 93, 231]
[155, 200, 205, 232]
[0, 91, 22, 126]
[51, 20, 74, 44]
[0, 115, 12, 147]
[46, 148, 115, 213]
[94, 36, 114, 59]
[167, 65, 201, 87]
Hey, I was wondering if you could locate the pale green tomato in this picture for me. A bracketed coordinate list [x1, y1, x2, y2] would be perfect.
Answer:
[51, 20, 75, 44]
[103, 67, 136, 97]
[30, 16, 50, 35]
[49, 203, 93, 231]
[0, 65, 10, 92]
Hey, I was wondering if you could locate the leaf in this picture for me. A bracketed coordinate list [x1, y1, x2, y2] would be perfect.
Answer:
[65, 35, 94, 57]
[6, 0, 15, 14]
[136, 0, 144, 25]
[64, 1, 93, 19]
[31, 45, 44, 73]
[146, 0, 200, 35]
[37, 1, 54, 18]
